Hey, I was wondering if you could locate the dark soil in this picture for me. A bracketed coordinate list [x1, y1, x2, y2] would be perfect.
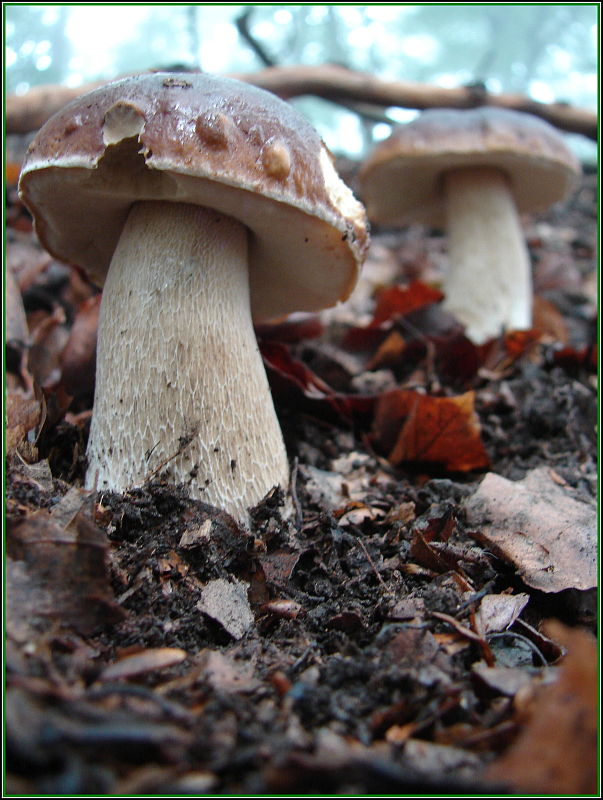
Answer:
[5, 165, 598, 796]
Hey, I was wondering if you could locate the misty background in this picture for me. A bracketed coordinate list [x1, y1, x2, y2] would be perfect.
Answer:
[4, 4, 599, 163]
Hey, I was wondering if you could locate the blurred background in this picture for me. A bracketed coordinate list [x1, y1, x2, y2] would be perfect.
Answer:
[5, 3, 598, 164]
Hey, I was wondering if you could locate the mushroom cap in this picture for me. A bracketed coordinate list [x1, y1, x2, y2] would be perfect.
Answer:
[359, 107, 581, 227]
[19, 72, 368, 321]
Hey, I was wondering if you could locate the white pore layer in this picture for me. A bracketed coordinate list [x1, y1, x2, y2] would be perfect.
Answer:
[86, 201, 290, 522]
[441, 167, 532, 344]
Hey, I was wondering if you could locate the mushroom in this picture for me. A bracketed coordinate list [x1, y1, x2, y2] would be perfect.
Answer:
[359, 107, 581, 343]
[19, 72, 368, 523]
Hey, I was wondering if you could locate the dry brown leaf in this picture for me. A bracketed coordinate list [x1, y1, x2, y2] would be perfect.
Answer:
[401, 739, 483, 778]
[5, 389, 44, 454]
[474, 593, 530, 636]
[99, 648, 188, 681]
[27, 305, 69, 388]
[471, 661, 556, 698]
[6, 265, 29, 344]
[197, 649, 260, 693]
[532, 295, 569, 344]
[464, 468, 596, 592]
[484, 621, 598, 794]
[6, 502, 124, 640]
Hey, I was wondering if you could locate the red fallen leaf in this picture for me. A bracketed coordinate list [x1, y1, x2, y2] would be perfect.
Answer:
[342, 282, 445, 354]
[261, 340, 376, 422]
[410, 531, 456, 574]
[341, 324, 390, 354]
[255, 312, 324, 343]
[553, 343, 597, 374]
[480, 329, 542, 373]
[412, 504, 456, 543]
[503, 328, 543, 358]
[372, 389, 490, 472]
[432, 331, 483, 389]
[366, 330, 407, 370]
[370, 281, 444, 328]
[531, 296, 568, 344]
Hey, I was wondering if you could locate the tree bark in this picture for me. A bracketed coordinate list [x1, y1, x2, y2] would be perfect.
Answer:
[6, 64, 597, 140]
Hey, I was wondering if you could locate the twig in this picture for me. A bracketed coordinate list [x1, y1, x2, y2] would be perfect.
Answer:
[235, 8, 276, 67]
[142, 428, 198, 484]
[432, 610, 495, 666]
[290, 456, 303, 531]
[355, 534, 386, 588]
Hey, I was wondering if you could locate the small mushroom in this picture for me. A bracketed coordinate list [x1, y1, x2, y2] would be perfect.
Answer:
[359, 107, 581, 343]
[19, 72, 368, 523]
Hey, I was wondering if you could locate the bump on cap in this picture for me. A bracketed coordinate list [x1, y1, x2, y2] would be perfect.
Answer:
[19, 72, 368, 320]
[359, 107, 581, 227]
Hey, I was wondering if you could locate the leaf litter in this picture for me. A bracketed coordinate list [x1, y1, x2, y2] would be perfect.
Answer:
[4, 163, 598, 795]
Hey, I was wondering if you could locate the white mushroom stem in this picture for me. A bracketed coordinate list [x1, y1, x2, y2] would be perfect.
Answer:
[441, 166, 532, 344]
[86, 200, 290, 523]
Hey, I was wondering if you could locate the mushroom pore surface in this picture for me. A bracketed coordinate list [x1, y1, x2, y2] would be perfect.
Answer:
[86, 200, 290, 521]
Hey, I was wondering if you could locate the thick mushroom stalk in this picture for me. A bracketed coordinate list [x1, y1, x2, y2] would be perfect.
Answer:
[441, 167, 532, 344]
[86, 200, 290, 522]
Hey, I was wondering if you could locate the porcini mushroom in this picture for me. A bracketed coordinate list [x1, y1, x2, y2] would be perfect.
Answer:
[19, 72, 368, 522]
[359, 107, 581, 343]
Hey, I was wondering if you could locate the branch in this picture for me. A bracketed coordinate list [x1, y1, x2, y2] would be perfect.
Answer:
[6, 64, 597, 141]
[234, 7, 276, 67]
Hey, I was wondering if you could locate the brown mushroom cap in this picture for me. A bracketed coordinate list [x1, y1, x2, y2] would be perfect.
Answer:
[359, 107, 581, 227]
[19, 72, 368, 321]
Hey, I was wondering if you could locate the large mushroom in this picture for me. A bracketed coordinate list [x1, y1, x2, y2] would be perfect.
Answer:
[359, 107, 581, 343]
[19, 72, 368, 523]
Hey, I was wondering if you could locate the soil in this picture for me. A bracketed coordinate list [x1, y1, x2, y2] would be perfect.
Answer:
[5, 164, 598, 796]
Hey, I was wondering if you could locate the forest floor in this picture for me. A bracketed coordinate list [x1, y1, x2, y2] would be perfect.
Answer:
[5, 166, 598, 796]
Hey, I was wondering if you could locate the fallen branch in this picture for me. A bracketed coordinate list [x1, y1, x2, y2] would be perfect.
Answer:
[6, 64, 597, 140]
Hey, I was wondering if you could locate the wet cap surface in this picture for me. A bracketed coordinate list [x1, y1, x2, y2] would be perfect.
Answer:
[19, 72, 368, 320]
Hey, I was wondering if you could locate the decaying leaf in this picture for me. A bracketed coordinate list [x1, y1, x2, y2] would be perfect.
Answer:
[196, 578, 254, 640]
[197, 649, 260, 693]
[6, 265, 29, 345]
[472, 662, 541, 697]
[372, 389, 490, 472]
[464, 468, 596, 592]
[484, 621, 598, 794]
[401, 738, 483, 779]
[6, 495, 124, 640]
